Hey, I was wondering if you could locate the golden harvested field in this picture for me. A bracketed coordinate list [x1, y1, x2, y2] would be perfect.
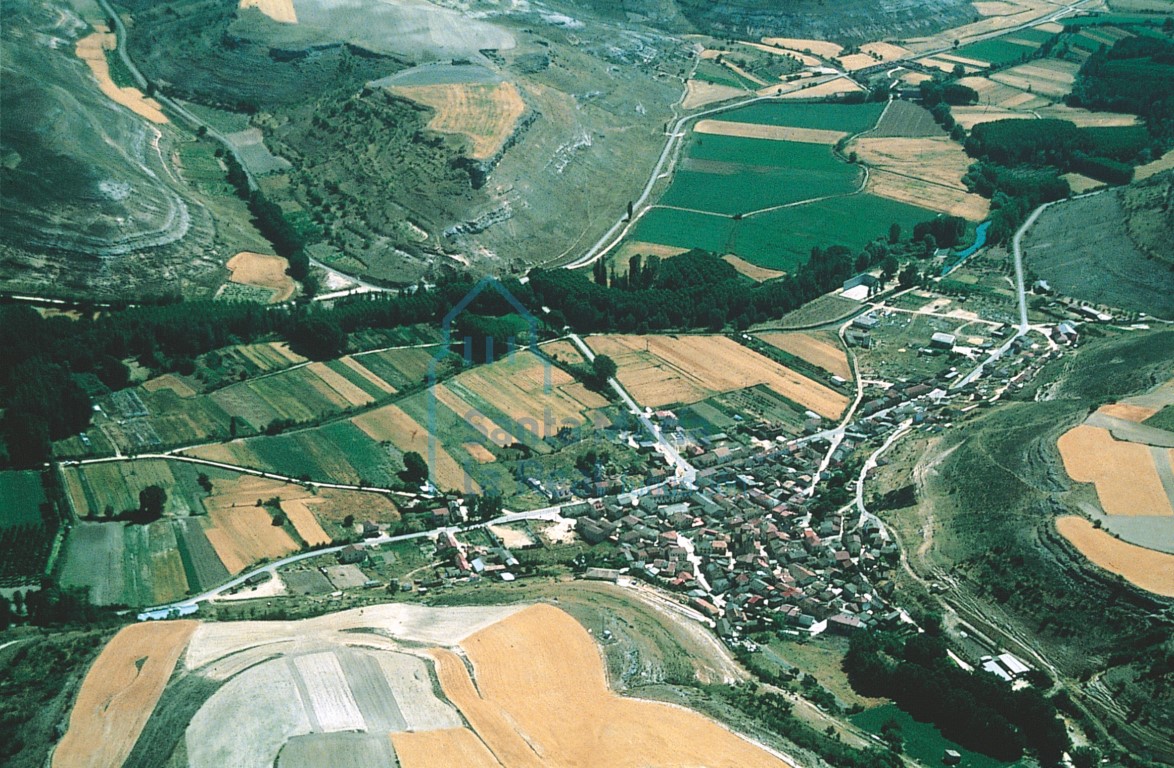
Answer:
[540, 338, 589, 364]
[225, 251, 295, 303]
[279, 498, 333, 546]
[723, 254, 787, 281]
[239, 0, 297, 23]
[392, 728, 502, 768]
[54, 621, 196, 768]
[75, 28, 168, 124]
[614, 240, 691, 265]
[973, 1, 1028, 14]
[862, 41, 914, 60]
[353, 403, 477, 492]
[439, 604, 792, 768]
[1057, 424, 1174, 516]
[989, 60, 1079, 99]
[957, 76, 1049, 110]
[774, 78, 865, 99]
[463, 442, 497, 463]
[238, 341, 307, 371]
[1061, 173, 1105, 194]
[755, 331, 852, 379]
[1134, 149, 1174, 180]
[694, 119, 846, 144]
[760, 37, 843, 58]
[739, 40, 821, 67]
[306, 362, 375, 407]
[201, 474, 309, 573]
[1035, 104, 1138, 127]
[682, 79, 745, 109]
[920, 56, 983, 75]
[840, 53, 881, 71]
[205, 505, 299, 575]
[952, 106, 1034, 129]
[853, 137, 989, 220]
[390, 82, 526, 160]
[903, 0, 1054, 52]
[587, 335, 848, 418]
[1056, 517, 1174, 598]
[453, 350, 609, 438]
[142, 373, 198, 398]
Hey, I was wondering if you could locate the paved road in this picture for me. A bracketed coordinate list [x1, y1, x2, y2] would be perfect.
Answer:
[566, 333, 697, 483]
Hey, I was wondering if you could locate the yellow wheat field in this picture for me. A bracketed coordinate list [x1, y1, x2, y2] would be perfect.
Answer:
[1056, 517, 1174, 598]
[1057, 424, 1173, 516]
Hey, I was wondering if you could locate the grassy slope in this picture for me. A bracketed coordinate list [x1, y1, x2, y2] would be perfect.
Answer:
[899, 328, 1174, 762]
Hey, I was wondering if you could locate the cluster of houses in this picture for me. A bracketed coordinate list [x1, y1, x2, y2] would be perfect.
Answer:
[562, 442, 907, 641]
[431, 529, 521, 585]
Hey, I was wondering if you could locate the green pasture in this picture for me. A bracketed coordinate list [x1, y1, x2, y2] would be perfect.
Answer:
[717, 101, 884, 133]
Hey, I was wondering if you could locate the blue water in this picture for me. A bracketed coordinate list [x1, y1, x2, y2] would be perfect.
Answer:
[940, 220, 992, 276]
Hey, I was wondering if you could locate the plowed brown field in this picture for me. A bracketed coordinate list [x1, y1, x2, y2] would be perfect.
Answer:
[694, 120, 846, 144]
[54, 621, 196, 768]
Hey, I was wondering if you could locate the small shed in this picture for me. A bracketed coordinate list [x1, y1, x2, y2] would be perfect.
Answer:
[930, 332, 956, 350]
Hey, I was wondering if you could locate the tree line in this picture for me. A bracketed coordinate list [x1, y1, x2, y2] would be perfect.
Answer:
[844, 625, 1069, 765]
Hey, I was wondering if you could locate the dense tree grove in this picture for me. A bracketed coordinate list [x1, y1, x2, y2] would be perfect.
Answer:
[1068, 35, 1174, 147]
[531, 247, 858, 333]
[844, 628, 1069, 765]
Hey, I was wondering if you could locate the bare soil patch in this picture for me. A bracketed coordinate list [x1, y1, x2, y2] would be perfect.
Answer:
[1057, 516, 1174, 598]
[1061, 172, 1105, 193]
[240, 0, 297, 24]
[1098, 403, 1158, 423]
[389, 82, 526, 160]
[723, 254, 786, 281]
[694, 119, 846, 144]
[225, 251, 296, 303]
[54, 621, 196, 768]
[1057, 424, 1173, 516]
[75, 27, 168, 124]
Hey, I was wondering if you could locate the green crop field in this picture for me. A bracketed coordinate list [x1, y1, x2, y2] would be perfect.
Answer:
[693, 59, 757, 90]
[0, 471, 47, 529]
[660, 136, 861, 215]
[956, 38, 1038, 65]
[717, 102, 885, 133]
[324, 359, 389, 399]
[732, 194, 935, 270]
[62, 460, 228, 519]
[633, 207, 736, 255]
[852, 704, 1014, 768]
[1010, 27, 1058, 44]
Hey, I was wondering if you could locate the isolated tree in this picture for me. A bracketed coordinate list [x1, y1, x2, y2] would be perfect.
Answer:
[899, 264, 920, 289]
[881, 254, 900, 281]
[342, 514, 355, 528]
[592, 354, 617, 383]
[888, 223, 901, 244]
[402, 451, 429, 484]
[922, 233, 938, 257]
[139, 485, 167, 520]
